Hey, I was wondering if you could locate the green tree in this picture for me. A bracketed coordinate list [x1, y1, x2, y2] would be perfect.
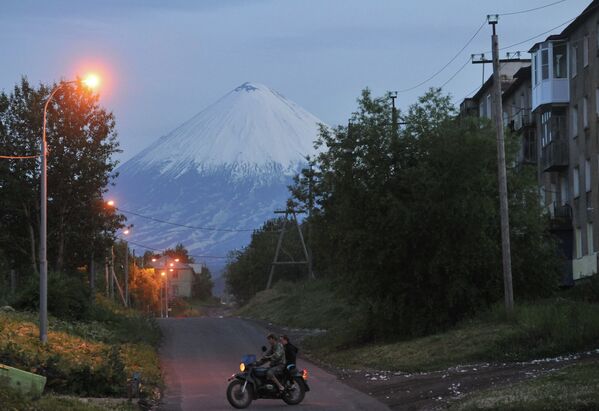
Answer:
[290, 88, 559, 339]
[0, 77, 123, 282]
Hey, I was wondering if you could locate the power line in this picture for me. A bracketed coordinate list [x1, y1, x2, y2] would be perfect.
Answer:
[398, 19, 486, 93]
[499, 17, 576, 51]
[499, 0, 567, 16]
[117, 207, 258, 232]
[117, 206, 283, 234]
[120, 237, 229, 260]
[439, 56, 472, 89]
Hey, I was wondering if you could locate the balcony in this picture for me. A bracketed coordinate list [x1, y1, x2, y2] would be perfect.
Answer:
[531, 41, 570, 111]
[541, 140, 568, 172]
[547, 202, 573, 231]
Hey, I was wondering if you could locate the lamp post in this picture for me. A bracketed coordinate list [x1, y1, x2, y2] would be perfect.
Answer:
[39, 74, 100, 344]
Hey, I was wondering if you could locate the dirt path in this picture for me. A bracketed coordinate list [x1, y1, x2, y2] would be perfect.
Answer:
[333, 351, 599, 410]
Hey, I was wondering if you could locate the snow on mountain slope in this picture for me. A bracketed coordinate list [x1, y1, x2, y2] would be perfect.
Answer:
[112, 82, 324, 277]
[123, 82, 323, 178]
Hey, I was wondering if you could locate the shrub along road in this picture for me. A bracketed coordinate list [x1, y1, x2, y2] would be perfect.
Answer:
[157, 316, 389, 411]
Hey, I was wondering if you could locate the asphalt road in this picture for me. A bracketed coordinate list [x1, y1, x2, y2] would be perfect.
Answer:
[157, 317, 389, 411]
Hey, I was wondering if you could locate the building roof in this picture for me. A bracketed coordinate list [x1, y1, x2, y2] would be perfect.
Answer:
[529, 0, 599, 51]
[147, 257, 190, 270]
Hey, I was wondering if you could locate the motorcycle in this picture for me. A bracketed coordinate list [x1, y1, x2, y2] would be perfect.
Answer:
[226, 349, 310, 408]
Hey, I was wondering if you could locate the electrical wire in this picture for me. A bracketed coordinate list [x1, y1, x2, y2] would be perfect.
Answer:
[120, 237, 230, 260]
[439, 56, 473, 89]
[499, 17, 577, 51]
[117, 207, 259, 232]
[498, 0, 567, 16]
[117, 206, 284, 234]
[398, 19, 487, 93]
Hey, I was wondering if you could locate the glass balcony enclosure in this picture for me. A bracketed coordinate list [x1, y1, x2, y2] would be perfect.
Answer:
[531, 40, 570, 111]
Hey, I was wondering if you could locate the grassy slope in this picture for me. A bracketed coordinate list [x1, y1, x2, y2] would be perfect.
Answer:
[237, 280, 354, 330]
[239, 281, 599, 372]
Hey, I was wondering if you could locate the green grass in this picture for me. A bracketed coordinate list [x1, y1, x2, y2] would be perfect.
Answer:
[0, 295, 162, 399]
[239, 281, 599, 372]
[305, 299, 599, 372]
[237, 279, 355, 330]
[450, 360, 599, 410]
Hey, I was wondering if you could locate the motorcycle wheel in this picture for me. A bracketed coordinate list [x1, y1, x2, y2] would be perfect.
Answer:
[282, 378, 305, 405]
[226, 380, 253, 409]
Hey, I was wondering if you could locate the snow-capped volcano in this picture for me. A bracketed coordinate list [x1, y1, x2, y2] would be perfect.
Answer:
[112, 82, 324, 279]
[125, 82, 322, 178]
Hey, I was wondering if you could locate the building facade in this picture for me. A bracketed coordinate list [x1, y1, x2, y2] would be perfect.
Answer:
[148, 257, 195, 298]
[531, 0, 599, 282]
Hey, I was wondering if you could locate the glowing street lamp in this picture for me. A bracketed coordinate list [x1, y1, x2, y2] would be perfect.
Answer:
[39, 74, 100, 344]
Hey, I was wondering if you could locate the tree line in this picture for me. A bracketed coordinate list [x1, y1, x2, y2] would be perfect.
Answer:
[225, 88, 560, 339]
[0, 77, 213, 313]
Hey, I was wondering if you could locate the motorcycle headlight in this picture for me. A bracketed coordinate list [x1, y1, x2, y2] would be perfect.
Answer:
[240, 363, 246, 372]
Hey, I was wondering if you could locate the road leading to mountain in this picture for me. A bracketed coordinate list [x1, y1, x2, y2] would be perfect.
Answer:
[157, 317, 389, 411]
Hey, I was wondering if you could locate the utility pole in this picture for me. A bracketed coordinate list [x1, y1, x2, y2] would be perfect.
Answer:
[124, 243, 129, 307]
[488, 14, 514, 313]
[390, 91, 398, 136]
[307, 158, 315, 279]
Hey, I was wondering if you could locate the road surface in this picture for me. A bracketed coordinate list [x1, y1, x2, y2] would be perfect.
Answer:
[157, 317, 389, 411]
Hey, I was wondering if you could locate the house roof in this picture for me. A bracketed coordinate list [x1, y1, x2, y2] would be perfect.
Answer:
[529, 0, 599, 51]
[148, 257, 190, 270]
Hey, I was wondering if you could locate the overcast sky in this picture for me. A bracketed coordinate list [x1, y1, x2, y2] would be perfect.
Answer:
[0, 0, 591, 162]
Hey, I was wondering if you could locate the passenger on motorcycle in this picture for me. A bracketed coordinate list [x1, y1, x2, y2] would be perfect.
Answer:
[280, 335, 298, 368]
[260, 333, 286, 392]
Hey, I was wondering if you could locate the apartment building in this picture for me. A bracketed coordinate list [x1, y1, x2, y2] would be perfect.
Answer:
[531, 0, 599, 282]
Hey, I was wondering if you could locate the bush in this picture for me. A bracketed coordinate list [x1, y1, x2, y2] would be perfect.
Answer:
[12, 271, 91, 320]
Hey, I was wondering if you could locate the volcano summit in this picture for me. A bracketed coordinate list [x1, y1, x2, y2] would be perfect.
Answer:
[112, 82, 324, 271]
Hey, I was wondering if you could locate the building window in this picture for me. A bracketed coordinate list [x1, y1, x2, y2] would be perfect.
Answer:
[533, 52, 538, 85]
[172, 270, 179, 279]
[588, 223, 594, 255]
[586, 159, 592, 192]
[553, 42, 567, 78]
[572, 44, 578, 77]
[572, 106, 579, 137]
[486, 94, 492, 119]
[560, 174, 569, 205]
[171, 285, 179, 296]
[584, 97, 589, 128]
[542, 48, 549, 79]
[541, 112, 551, 146]
[584, 36, 590, 67]
[576, 227, 583, 258]
[574, 166, 580, 198]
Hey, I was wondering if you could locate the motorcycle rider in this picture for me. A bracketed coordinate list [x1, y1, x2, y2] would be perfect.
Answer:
[280, 335, 298, 368]
[261, 333, 286, 392]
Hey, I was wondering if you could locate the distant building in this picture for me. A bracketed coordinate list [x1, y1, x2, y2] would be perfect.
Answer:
[148, 257, 194, 298]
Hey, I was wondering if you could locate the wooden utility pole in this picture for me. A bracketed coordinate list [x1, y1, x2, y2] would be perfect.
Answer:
[488, 14, 514, 313]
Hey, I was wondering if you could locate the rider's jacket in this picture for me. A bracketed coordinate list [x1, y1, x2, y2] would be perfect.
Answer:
[264, 342, 286, 366]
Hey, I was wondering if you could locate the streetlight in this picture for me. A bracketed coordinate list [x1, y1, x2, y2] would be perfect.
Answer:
[39, 74, 99, 344]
